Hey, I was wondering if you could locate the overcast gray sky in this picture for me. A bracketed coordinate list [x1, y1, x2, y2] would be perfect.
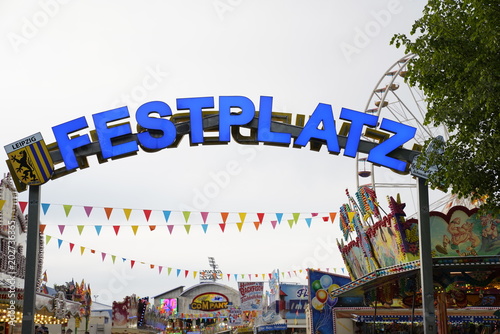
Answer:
[1, 1, 439, 304]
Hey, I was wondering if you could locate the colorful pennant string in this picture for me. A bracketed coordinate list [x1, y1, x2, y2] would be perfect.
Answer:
[44, 234, 346, 281]
[17, 202, 337, 228]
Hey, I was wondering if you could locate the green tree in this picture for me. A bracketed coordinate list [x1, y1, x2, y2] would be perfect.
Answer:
[391, 0, 500, 213]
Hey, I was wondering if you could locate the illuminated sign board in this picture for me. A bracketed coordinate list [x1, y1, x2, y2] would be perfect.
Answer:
[160, 298, 177, 315]
[190, 292, 229, 311]
[5, 95, 418, 190]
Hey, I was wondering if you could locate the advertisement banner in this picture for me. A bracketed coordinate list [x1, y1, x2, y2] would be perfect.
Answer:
[278, 283, 309, 320]
[238, 282, 264, 311]
[228, 307, 243, 326]
[308, 270, 361, 334]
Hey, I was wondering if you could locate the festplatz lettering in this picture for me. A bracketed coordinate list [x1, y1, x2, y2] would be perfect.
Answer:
[51, 95, 417, 173]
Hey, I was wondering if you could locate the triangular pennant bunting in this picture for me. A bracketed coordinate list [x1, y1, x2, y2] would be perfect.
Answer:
[77, 225, 85, 235]
[41, 203, 50, 215]
[131, 226, 139, 235]
[143, 210, 152, 221]
[95, 225, 102, 235]
[63, 205, 72, 217]
[84, 206, 93, 217]
[19, 201, 28, 213]
[163, 211, 171, 222]
[123, 208, 132, 220]
[104, 207, 113, 219]
[201, 224, 208, 234]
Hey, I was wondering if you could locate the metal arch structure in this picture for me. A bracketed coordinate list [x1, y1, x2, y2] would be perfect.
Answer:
[16, 108, 430, 334]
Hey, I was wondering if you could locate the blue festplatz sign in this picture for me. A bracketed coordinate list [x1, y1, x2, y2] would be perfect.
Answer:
[6, 95, 417, 189]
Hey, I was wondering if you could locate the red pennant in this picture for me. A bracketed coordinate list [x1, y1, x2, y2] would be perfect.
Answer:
[104, 207, 113, 219]
[257, 213, 265, 223]
[130, 260, 135, 268]
[19, 201, 28, 213]
[69, 243, 75, 252]
[143, 210, 152, 221]
[113, 226, 120, 235]
[322, 216, 329, 222]
[184, 270, 189, 278]
[219, 223, 226, 232]
[220, 212, 229, 223]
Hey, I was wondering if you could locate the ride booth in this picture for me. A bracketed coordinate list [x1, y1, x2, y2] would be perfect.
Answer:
[322, 187, 500, 333]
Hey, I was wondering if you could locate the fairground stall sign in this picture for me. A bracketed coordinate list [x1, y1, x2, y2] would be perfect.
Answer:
[4, 95, 419, 191]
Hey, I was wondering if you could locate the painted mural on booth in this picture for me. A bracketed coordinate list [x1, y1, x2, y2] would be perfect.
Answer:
[431, 206, 500, 257]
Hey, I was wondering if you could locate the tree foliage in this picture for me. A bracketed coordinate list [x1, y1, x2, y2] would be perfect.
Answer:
[391, 0, 500, 213]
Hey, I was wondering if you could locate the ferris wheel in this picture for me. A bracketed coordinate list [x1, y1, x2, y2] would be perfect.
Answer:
[355, 54, 449, 214]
